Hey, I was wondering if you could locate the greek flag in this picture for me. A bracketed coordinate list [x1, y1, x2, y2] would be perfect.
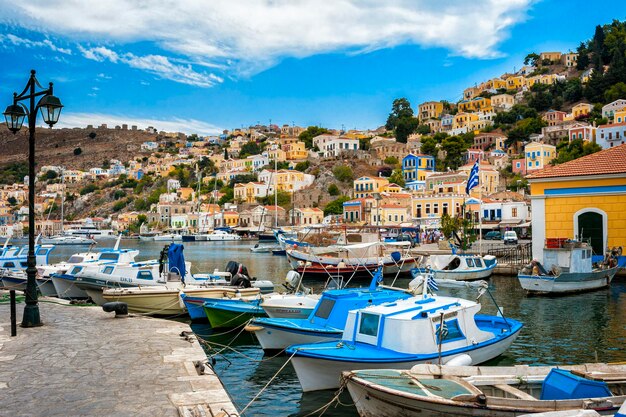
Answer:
[465, 160, 480, 195]
[427, 274, 439, 292]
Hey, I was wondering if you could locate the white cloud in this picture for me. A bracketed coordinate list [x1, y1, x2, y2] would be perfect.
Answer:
[0, 33, 72, 54]
[1, 0, 534, 76]
[55, 112, 223, 136]
[97, 73, 112, 80]
[79, 46, 222, 87]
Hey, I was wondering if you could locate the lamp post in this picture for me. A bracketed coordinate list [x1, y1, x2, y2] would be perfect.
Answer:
[3, 70, 63, 327]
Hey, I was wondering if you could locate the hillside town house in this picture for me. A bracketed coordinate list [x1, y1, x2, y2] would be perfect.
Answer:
[568, 123, 596, 142]
[353, 176, 390, 199]
[418, 101, 444, 122]
[596, 122, 626, 149]
[602, 99, 626, 120]
[524, 142, 556, 172]
[312, 135, 360, 158]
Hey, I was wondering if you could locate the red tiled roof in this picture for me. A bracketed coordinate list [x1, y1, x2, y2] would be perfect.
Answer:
[598, 122, 626, 129]
[527, 144, 626, 179]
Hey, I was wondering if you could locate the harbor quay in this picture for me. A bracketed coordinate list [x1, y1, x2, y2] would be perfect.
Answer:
[0, 296, 238, 417]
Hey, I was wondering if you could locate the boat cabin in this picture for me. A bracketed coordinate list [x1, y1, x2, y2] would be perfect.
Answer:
[342, 295, 498, 354]
[541, 246, 592, 274]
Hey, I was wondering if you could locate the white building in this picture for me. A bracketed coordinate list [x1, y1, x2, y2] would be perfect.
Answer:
[602, 99, 626, 120]
[247, 154, 270, 172]
[167, 179, 181, 192]
[312, 135, 359, 158]
[596, 122, 626, 149]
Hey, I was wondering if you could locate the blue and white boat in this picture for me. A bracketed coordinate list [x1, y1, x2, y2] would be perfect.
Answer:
[414, 252, 497, 281]
[0, 242, 55, 291]
[180, 288, 263, 321]
[249, 268, 416, 352]
[286, 281, 523, 392]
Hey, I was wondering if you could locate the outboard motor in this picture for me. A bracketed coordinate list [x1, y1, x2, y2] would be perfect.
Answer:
[225, 261, 241, 277]
[284, 270, 311, 294]
[232, 273, 252, 288]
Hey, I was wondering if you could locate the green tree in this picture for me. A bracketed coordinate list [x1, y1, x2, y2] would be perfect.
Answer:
[218, 186, 234, 205]
[552, 139, 602, 165]
[295, 161, 310, 172]
[7, 196, 17, 206]
[299, 126, 330, 149]
[604, 82, 626, 102]
[239, 141, 263, 157]
[323, 196, 351, 216]
[112, 189, 126, 200]
[383, 156, 399, 165]
[327, 183, 340, 196]
[524, 52, 540, 66]
[257, 191, 291, 208]
[386, 98, 418, 143]
[441, 136, 468, 170]
[79, 184, 98, 195]
[73, 147, 82, 156]
[332, 165, 354, 182]
[44, 170, 58, 180]
[420, 137, 438, 158]
[388, 168, 405, 187]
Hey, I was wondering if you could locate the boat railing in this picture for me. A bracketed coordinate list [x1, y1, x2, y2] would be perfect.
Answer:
[487, 242, 532, 266]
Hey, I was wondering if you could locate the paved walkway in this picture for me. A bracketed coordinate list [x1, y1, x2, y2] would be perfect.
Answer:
[0, 296, 238, 417]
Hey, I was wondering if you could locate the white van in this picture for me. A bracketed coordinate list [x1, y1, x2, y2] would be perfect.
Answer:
[503, 231, 518, 245]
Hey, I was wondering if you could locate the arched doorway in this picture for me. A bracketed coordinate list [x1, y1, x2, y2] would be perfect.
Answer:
[575, 209, 606, 255]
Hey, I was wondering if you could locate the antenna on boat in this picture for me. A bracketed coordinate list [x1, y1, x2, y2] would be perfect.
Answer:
[114, 233, 122, 250]
[2, 237, 9, 249]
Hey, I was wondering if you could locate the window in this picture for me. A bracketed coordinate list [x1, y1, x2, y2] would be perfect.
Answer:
[3, 262, 15, 268]
[358, 313, 380, 337]
[69, 266, 83, 275]
[36, 248, 49, 256]
[100, 253, 119, 261]
[466, 258, 475, 267]
[137, 271, 153, 280]
[314, 298, 335, 319]
[512, 207, 518, 217]
[425, 204, 431, 214]
[436, 318, 465, 344]
[103, 266, 114, 275]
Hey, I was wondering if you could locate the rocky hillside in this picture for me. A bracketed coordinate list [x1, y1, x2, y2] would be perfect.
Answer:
[0, 125, 160, 171]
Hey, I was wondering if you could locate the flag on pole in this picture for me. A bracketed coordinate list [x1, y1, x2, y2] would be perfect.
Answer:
[427, 274, 439, 292]
[465, 160, 480, 195]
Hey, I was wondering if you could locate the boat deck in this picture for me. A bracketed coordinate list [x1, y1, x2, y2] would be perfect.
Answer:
[0, 294, 238, 416]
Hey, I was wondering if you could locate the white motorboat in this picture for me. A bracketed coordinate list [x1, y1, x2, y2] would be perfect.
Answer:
[64, 219, 115, 239]
[259, 293, 319, 319]
[344, 363, 626, 417]
[286, 281, 522, 392]
[518, 243, 620, 294]
[40, 235, 96, 245]
[250, 243, 281, 253]
[36, 251, 102, 296]
[200, 230, 241, 241]
[413, 253, 497, 281]
[0, 243, 55, 291]
[153, 233, 183, 242]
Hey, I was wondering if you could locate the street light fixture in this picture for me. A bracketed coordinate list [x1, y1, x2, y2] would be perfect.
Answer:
[3, 70, 63, 328]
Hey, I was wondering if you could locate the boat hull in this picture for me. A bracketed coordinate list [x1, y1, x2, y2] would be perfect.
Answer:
[518, 267, 619, 294]
[51, 276, 89, 299]
[37, 278, 58, 297]
[262, 305, 315, 319]
[251, 324, 342, 352]
[0, 273, 27, 291]
[102, 289, 186, 315]
[290, 325, 521, 392]
[203, 304, 265, 328]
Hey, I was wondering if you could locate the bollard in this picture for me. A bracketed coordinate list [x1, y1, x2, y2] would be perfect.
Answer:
[10, 290, 17, 337]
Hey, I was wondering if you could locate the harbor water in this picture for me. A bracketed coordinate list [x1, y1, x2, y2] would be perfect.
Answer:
[49, 240, 626, 416]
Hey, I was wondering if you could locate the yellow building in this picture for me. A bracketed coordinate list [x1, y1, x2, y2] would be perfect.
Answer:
[282, 141, 308, 160]
[524, 142, 556, 172]
[463, 86, 481, 100]
[418, 101, 443, 122]
[267, 148, 287, 162]
[527, 144, 626, 260]
[505, 75, 526, 90]
[411, 194, 465, 228]
[458, 97, 492, 113]
[572, 102, 593, 119]
[221, 211, 240, 227]
[234, 182, 267, 203]
[453, 112, 479, 130]
[353, 176, 390, 199]
[373, 204, 411, 226]
[177, 187, 195, 201]
[458, 161, 500, 194]
[539, 52, 562, 62]
[490, 78, 507, 90]
[614, 108, 626, 124]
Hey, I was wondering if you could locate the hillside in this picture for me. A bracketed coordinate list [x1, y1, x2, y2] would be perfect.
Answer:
[0, 125, 159, 171]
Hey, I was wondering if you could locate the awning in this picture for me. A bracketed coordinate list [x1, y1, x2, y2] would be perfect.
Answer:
[478, 223, 499, 230]
[499, 220, 522, 227]
[517, 221, 531, 228]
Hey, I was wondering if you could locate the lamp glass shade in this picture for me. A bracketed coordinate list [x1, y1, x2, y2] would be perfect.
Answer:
[3, 104, 26, 133]
[39, 95, 63, 126]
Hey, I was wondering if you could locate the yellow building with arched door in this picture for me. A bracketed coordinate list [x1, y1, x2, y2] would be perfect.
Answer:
[527, 144, 626, 261]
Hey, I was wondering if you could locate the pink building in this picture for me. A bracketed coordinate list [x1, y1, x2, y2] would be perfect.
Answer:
[568, 123, 596, 142]
[511, 158, 527, 175]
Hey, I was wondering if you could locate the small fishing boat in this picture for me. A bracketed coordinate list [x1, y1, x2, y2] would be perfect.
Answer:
[286, 280, 522, 392]
[250, 243, 281, 253]
[248, 268, 417, 353]
[40, 235, 96, 245]
[179, 288, 262, 321]
[203, 298, 267, 328]
[413, 253, 497, 281]
[36, 251, 103, 296]
[0, 243, 55, 291]
[518, 243, 620, 295]
[259, 270, 318, 318]
[343, 363, 626, 417]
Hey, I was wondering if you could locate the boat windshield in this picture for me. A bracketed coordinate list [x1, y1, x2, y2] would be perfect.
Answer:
[358, 313, 380, 337]
[474, 258, 483, 268]
[466, 258, 475, 267]
[99, 253, 119, 262]
[313, 298, 336, 319]
[68, 256, 84, 264]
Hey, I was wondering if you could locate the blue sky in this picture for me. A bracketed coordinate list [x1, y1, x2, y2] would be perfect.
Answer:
[0, 1, 623, 135]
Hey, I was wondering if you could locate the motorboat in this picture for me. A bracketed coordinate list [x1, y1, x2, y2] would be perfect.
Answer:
[36, 251, 102, 296]
[343, 363, 626, 417]
[0, 243, 55, 291]
[204, 298, 267, 328]
[286, 242, 418, 279]
[250, 243, 281, 253]
[248, 268, 417, 353]
[153, 233, 183, 242]
[40, 235, 96, 245]
[200, 230, 241, 241]
[259, 270, 318, 319]
[286, 279, 523, 392]
[180, 288, 262, 321]
[413, 253, 497, 281]
[64, 219, 115, 239]
[518, 243, 620, 295]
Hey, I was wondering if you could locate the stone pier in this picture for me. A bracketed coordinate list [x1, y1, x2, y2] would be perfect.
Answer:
[0, 296, 238, 417]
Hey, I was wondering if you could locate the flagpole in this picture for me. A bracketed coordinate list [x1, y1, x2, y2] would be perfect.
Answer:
[479, 180, 483, 255]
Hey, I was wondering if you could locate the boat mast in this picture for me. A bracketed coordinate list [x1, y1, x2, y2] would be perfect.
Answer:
[272, 119, 278, 229]
[60, 167, 65, 235]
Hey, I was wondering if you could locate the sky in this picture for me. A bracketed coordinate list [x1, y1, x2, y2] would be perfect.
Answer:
[0, 1, 623, 136]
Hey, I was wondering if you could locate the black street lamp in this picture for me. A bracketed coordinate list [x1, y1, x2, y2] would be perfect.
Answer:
[3, 70, 63, 327]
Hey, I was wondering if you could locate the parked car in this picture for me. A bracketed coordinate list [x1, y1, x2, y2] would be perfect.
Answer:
[484, 231, 502, 240]
[503, 231, 518, 245]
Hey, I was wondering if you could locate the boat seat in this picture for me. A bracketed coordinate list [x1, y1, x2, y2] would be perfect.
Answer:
[493, 384, 537, 400]
[571, 370, 626, 383]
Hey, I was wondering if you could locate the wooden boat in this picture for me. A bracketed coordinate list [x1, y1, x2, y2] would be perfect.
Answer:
[286, 282, 522, 392]
[343, 363, 626, 417]
[413, 253, 497, 281]
[518, 244, 620, 294]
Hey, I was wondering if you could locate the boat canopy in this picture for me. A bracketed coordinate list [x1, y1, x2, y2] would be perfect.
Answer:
[168, 244, 186, 281]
